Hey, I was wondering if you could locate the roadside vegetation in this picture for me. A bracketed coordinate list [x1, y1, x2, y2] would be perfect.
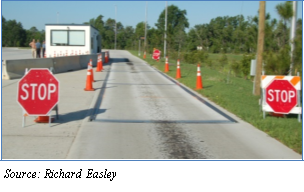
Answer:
[129, 50, 302, 154]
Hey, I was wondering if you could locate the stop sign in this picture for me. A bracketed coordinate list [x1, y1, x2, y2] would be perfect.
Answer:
[152, 49, 161, 60]
[266, 79, 297, 114]
[17, 69, 59, 116]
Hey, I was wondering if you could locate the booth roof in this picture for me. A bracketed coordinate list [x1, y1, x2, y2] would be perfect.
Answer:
[45, 24, 99, 31]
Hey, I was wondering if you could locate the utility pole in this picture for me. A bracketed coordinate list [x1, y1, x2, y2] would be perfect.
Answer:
[254, 1, 265, 96]
[138, 39, 141, 56]
[115, 5, 117, 50]
[164, 1, 167, 58]
[289, 1, 297, 76]
[144, 1, 148, 52]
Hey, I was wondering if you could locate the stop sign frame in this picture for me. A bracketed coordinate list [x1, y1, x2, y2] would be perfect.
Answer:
[152, 49, 161, 60]
[265, 79, 297, 114]
[261, 75, 301, 117]
[17, 68, 60, 116]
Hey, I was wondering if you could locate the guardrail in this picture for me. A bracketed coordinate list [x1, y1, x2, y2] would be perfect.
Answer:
[2, 52, 105, 80]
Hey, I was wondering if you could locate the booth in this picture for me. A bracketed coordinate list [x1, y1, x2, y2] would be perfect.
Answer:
[45, 24, 101, 57]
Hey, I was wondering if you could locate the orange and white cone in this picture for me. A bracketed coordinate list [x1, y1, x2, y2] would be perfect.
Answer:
[176, 59, 181, 79]
[89, 59, 95, 82]
[44, 52, 47, 58]
[34, 116, 55, 123]
[164, 56, 169, 72]
[84, 65, 95, 91]
[96, 53, 103, 72]
[143, 51, 146, 59]
[196, 64, 203, 90]
[105, 52, 108, 63]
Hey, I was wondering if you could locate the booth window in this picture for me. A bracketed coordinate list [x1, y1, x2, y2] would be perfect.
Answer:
[51, 30, 85, 46]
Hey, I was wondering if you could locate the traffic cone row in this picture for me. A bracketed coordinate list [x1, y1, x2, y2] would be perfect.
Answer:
[143, 51, 146, 59]
[176, 60, 181, 79]
[105, 51, 109, 63]
[164, 57, 203, 89]
[84, 61, 95, 91]
[89, 59, 95, 82]
[164, 57, 169, 72]
[196, 64, 203, 90]
[96, 53, 103, 72]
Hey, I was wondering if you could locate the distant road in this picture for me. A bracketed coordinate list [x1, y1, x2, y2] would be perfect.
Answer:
[2, 47, 32, 60]
[67, 50, 301, 159]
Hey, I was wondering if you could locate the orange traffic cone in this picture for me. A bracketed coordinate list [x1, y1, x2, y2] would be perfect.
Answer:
[269, 112, 285, 118]
[196, 64, 203, 90]
[143, 51, 146, 59]
[44, 52, 47, 58]
[89, 59, 95, 82]
[105, 52, 108, 63]
[164, 56, 169, 72]
[34, 116, 55, 123]
[176, 59, 181, 79]
[96, 54, 103, 72]
[84, 65, 95, 91]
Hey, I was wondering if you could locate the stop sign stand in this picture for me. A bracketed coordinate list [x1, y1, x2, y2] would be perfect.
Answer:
[152, 49, 161, 61]
[261, 75, 301, 122]
[17, 68, 60, 127]
[22, 105, 58, 127]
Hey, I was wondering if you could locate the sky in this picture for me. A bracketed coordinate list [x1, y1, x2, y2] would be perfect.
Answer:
[1, 1, 303, 31]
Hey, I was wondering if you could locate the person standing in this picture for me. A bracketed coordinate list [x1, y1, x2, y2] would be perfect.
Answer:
[42, 40, 46, 58]
[36, 40, 41, 58]
[29, 39, 36, 58]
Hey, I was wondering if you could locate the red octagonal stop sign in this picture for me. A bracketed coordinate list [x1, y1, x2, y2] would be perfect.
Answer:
[17, 69, 60, 116]
[266, 79, 297, 114]
[152, 49, 161, 60]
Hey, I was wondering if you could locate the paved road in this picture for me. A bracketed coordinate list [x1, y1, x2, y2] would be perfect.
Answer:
[2, 47, 33, 60]
[67, 50, 301, 159]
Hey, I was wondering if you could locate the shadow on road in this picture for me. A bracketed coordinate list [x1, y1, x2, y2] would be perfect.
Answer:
[51, 108, 108, 126]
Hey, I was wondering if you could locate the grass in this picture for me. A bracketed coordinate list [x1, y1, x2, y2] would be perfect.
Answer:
[18, 47, 31, 49]
[129, 50, 302, 154]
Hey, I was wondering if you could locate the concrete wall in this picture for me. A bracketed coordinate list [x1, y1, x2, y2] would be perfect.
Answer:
[2, 52, 105, 80]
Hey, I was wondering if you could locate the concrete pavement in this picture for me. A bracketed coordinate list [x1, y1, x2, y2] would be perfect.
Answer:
[67, 50, 302, 159]
[1, 49, 302, 159]
[2, 52, 110, 159]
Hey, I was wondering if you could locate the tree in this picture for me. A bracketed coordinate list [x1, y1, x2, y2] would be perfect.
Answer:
[135, 22, 151, 52]
[275, 1, 293, 46]
[2, 19, 26, 47]
[293, 18, 302, 75]
[103, 18, 116, 49]
[2, 16, 7, 46]
[117, 26, 135, 50]
[155, 5, 189, 52]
